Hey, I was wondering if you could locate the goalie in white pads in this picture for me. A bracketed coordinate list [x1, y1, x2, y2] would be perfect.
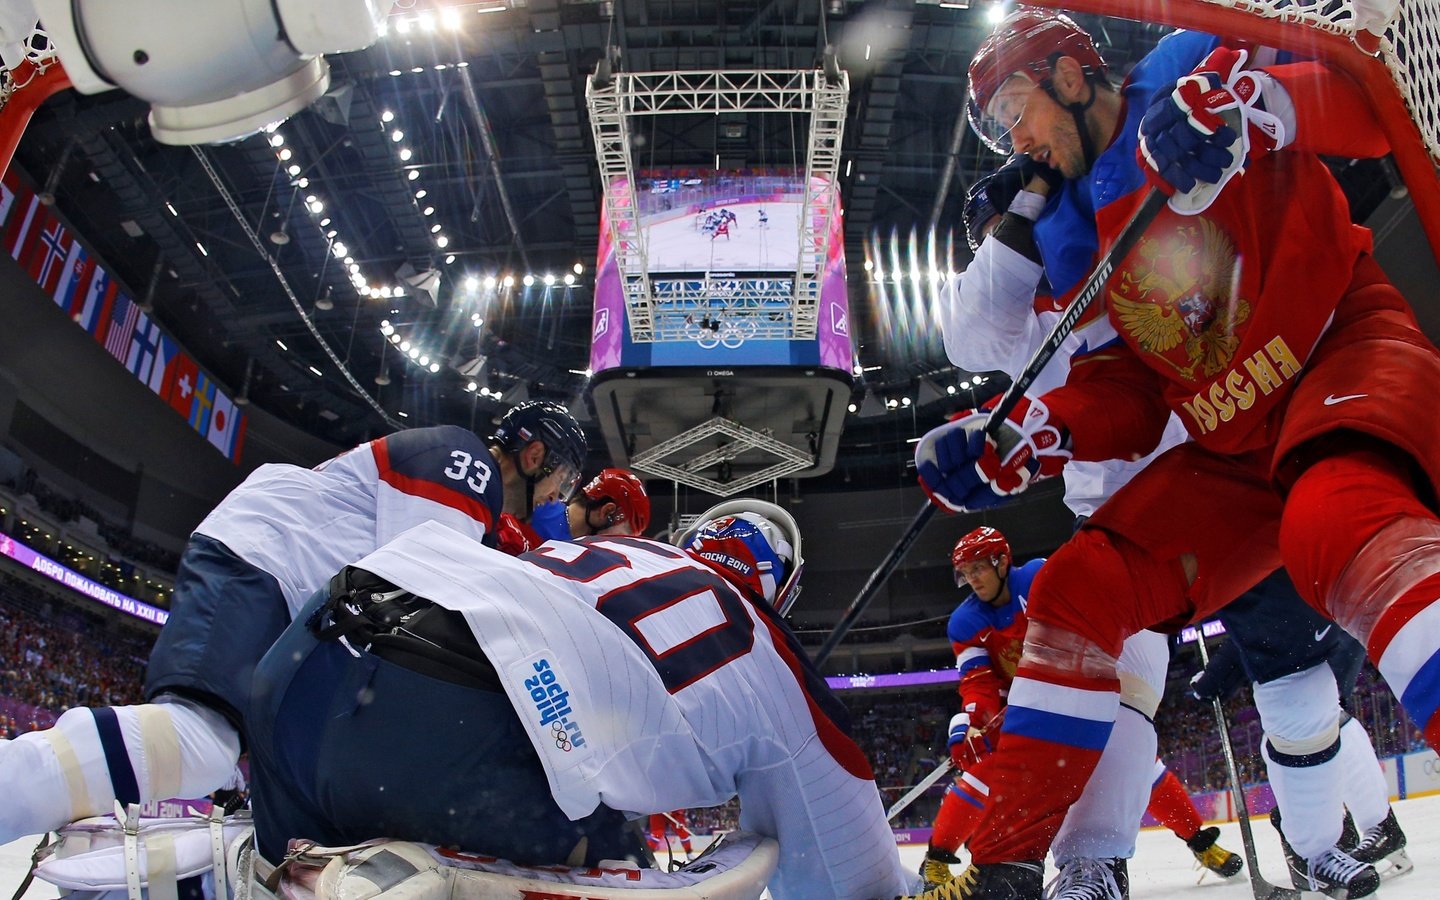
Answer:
[243, 499, 914, 900]
[0, 402, 587, 848]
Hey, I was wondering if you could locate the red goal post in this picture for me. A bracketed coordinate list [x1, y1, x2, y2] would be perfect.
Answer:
[1036, 0, 1440, 263]
[0, 48, 70, 179]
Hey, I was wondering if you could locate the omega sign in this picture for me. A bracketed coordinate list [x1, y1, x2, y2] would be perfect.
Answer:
[706, 370, 735, 377]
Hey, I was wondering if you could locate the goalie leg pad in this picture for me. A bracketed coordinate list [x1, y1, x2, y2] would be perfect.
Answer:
[0, 697, 238, 845]
[278, 833, 778, 900]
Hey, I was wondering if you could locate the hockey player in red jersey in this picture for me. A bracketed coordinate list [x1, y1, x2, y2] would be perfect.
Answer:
[920, 527, 1239, 894]
[647, 808, 695, 859]
[0, 401, 588, 845]
[911, 9, 1440, 899]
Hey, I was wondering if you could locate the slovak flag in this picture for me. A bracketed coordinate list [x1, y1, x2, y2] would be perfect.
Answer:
[207, 390, 246, 460]
[54, 243, 92, 314]
[165, 352, 200, 419]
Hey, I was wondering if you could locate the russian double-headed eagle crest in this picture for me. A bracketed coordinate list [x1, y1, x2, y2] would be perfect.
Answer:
[1110, 217, 1250, 379]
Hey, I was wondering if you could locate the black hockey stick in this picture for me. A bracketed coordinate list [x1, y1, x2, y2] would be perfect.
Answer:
[818, 193, 1166, 666]
[982, 187, 1165, 436]
[813, 500, 937, 668]
[1196, 633, 1325, 900]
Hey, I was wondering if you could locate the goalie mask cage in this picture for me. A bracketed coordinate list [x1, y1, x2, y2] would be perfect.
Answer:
[1040, 0, 1440, 264]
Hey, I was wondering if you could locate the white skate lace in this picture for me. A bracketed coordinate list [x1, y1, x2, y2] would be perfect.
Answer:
[1043, 858, 1121, 900]
[1353, 818, 1392, 855]
[1308, 847, 1369, 888]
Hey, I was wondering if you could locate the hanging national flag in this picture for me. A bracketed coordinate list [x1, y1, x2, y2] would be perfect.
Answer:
[28, 218, 71, 294]
[164, 352, 200, 419]
[146, 329, 177, 396]
[0, 174, 17, 231]
[207, 390, 244, 458]
[103, 292, 140, 362]
[189, 371, 216, 435]
[126, 312, 168, 386]
[5, 190, 41, 262]
[76, 267, 117, 340]
[54, 243, 92, 313]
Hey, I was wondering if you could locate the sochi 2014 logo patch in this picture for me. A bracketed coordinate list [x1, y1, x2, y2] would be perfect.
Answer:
[524, 657, 586, 752]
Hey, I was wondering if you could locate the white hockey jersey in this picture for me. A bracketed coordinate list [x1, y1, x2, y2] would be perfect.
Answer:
[939, 224, 1189, 517]
[195, 425, 503, 615]
[350, 521, 913, 900]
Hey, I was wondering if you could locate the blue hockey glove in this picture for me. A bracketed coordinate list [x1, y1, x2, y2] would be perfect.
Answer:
[914, 397, 1071, 513]
[1137, 47, 1288, 215]
[529, 500, 572, 541]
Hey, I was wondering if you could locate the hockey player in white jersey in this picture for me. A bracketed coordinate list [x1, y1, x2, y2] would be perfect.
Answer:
[0, 401, 587, 846]
[243, 499, 915, 900]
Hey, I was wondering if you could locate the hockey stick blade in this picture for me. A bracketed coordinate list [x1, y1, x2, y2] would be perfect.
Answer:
[887, 757, 955, 822]
[982, 187, 1165, 437]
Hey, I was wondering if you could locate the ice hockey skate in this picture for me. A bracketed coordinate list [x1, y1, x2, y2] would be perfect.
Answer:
[1184, 825, 1243, 878]
[920, 846, 963, 890]
[1272, 809, 1380, 898]
[900, 860, 1044, 900]
[1350, 808, 1414, 879]
[1044, 857, 1127, 900]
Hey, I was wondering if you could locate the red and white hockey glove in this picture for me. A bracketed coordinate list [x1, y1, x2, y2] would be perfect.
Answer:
[915, 396, 1071, 513]
[1138, 47, 1289, 215]
[948, 712, 994, 770]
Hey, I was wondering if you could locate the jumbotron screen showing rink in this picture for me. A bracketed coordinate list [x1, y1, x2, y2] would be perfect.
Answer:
[636, 168, 811, 274]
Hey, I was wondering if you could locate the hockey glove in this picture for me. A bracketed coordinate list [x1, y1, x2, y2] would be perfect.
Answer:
[915, 396, 1072, 513]
[1137, 47, 1288, 215]
[963, 154, 1064, 251]
[948, 712, 994, 770]
[1186, 670, 1217, 703]
[529, 499, 573, 542]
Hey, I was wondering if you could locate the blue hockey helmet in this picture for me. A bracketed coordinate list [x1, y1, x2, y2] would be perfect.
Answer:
[493, 401, 588, 498]
[680, 499, 804, 613]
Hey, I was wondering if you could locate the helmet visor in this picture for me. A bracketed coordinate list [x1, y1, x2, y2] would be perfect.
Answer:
[967, 73, 1036, 156]
[535, 456, 582, 504]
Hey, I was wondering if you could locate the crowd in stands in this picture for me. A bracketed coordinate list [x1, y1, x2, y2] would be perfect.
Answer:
[0, 574, 152, 739]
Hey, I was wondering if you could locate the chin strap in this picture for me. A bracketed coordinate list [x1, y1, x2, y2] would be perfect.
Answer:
[1042, 76, 1100, 172]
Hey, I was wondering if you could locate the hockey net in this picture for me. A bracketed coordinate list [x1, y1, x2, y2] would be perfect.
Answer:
[1047, 0, 1440, 261]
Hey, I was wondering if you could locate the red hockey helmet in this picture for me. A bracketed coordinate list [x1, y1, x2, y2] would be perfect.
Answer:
[967, 7, 1107, 154]
[580, 468, 651, 533]
[951, 527, 1011, 582]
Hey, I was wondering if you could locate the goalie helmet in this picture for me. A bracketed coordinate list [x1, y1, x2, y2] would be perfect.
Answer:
[579, 468, 651, 533]
[967, 7, 1107, 154]
[680, 499, 804, 614]
[951, 526, 1010, 585]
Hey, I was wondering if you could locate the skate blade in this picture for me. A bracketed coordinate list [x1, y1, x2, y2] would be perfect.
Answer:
[1377, 847, 1414, 879]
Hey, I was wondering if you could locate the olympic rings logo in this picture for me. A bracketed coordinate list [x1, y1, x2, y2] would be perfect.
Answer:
[552, 720, 572, 752]
[1421, 754, 1440, 777]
